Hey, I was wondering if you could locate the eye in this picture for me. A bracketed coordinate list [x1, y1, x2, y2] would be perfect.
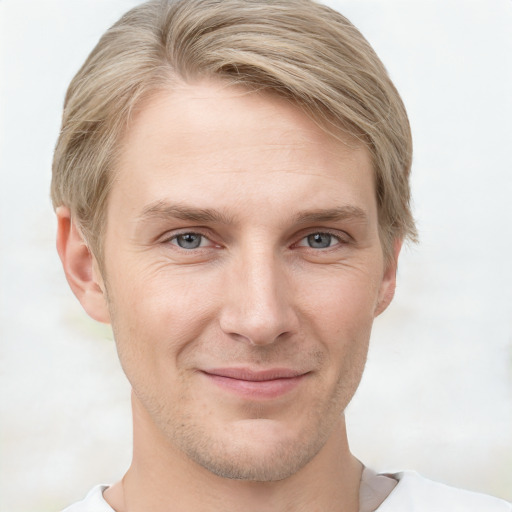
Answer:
[170, 232, 209, 250]
[298, 232, 340, 249]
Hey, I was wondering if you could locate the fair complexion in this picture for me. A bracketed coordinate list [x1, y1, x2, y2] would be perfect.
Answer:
[57, 80, 400, 512]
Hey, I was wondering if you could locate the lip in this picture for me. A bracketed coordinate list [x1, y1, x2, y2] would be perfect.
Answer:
[201, 367, 308, 399]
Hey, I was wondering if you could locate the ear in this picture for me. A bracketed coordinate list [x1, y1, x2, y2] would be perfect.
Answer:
[374, 238, 402, 317]
[56, 206, 110, 324]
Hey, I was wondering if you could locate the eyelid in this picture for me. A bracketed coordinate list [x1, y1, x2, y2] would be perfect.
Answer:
[293, 229, 352, 248]
[161, 229, 219, 248]
[158, 227, 351, 250]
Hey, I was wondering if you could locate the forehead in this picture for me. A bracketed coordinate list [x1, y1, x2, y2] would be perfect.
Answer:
[110, 80, 376, 226]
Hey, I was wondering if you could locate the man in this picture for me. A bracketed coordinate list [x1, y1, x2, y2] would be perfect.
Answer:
[51, 0, 511, 510]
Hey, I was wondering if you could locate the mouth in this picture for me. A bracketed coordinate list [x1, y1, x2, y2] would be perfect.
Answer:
[200, 367, 309, 399]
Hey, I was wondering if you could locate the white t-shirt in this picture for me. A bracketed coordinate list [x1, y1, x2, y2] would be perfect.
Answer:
[62, 470, 512, 512]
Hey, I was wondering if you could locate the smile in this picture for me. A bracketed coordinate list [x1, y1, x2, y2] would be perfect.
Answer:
[201, 368, 309, 399]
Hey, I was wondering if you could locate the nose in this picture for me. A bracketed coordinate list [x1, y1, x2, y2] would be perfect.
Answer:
[219, 247, 298, 346]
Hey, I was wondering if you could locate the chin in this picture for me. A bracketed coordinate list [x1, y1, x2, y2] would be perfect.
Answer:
[172, 417, 329, 482]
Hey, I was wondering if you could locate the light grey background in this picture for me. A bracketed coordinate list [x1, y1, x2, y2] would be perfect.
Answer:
[1, 1, 511, 510]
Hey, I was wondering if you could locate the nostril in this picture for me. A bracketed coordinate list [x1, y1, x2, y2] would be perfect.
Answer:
[219, 307, 296, 346]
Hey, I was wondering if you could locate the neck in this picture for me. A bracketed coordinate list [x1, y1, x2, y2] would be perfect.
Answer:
[105, 394, 362, 512]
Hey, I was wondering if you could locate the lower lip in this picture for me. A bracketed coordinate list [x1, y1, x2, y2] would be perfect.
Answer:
[203, 373, 306, 399]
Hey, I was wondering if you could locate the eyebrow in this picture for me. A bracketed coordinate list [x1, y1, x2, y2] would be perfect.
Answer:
[136, 201, 234, 224]
[293, 206, 368, 225]
[136, 201, 368, 226]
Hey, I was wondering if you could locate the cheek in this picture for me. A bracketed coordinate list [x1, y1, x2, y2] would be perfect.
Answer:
[297, 266, 379, 387]
[106, 266, 219, 365]
[300, 266, 381, 333]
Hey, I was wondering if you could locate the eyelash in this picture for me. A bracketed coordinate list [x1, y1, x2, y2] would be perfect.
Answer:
[163, 229, 350, 251]
[294, 231, 348, 250]
[165, 230, 216, 250]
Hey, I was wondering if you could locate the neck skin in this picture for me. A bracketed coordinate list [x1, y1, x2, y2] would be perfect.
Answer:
[104, 393, 363, 512]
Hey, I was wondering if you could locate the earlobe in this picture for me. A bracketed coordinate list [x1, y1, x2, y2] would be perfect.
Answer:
[374, 238, 402, 317]
[56, 206, 110, 324]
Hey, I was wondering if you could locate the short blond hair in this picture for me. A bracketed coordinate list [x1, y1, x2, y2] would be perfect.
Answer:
[51, 0, 417, 262]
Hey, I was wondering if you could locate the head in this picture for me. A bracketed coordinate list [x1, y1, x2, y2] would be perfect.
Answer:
[53, 0, 416, 483]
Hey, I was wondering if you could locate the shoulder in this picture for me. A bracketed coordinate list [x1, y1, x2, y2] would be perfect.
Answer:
[376, 471, 511, 512]
[61, 485, 113, 512]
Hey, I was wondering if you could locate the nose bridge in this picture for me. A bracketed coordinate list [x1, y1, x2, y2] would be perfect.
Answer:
[219, 241, 296, 345]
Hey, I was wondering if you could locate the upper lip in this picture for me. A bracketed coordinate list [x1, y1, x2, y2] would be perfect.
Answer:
[202, 368, 306, 381]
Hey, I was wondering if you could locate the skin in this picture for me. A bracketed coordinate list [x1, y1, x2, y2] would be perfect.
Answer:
[57, 80, 400, 512]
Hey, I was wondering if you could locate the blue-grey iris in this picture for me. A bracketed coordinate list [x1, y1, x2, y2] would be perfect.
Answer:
[176, 233, 202, 249]
[307, 233, 332, 248]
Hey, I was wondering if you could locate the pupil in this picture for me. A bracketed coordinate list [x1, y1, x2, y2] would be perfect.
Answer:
[177, 233, 201, 249]
[308, 233, 331, 248]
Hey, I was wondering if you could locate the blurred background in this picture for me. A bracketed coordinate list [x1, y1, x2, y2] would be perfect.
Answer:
[0, 0, 511, 510]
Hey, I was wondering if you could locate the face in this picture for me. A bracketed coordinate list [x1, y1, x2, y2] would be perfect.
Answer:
[95, 81, 397, 481]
